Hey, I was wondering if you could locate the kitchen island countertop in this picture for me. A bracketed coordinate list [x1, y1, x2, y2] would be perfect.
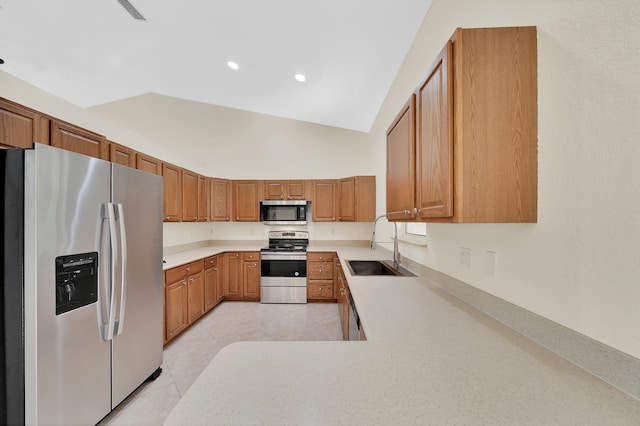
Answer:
[164, 244, 640, 425]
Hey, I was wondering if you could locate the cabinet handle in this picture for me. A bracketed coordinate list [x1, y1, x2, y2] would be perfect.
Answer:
[210, 260, 214, 264]
[186, 267, 190, 271]
[181, 280, 186, 285]
[213, 267, 218, 271]
[414, 207, 418, 214]
[165, 216, 170, 220]
[190, 277, 194, 282]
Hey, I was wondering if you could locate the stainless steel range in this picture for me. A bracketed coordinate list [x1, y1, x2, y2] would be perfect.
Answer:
[260, 231, 308, 303]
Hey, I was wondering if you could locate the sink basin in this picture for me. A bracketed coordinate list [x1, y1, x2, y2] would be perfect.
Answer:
[346, 260, 415, 277]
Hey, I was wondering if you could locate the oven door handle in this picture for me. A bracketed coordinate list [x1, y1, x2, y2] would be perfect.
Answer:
[261, 254, 307, 261]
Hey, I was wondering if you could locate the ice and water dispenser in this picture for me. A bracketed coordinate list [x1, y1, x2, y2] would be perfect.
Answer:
[55, 252, 98, 315]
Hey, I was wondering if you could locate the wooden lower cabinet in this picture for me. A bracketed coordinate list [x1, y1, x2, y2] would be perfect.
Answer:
[335, 260, 349, 341]
[307, 252, 335, 301]
[225, 252, 260, 300]
[204, 255, 224, 312]
[242, 253, 260, 301]
[224, 252, 242, 298]
[164, 260, 204, 343]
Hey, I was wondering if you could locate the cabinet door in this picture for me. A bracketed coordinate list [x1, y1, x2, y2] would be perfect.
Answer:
[264, 180, 286, 200]
[136, 153, 163, 176]
[312, 180, 337, 222]
[163, 163, 182, 222]
[386, 95, 416, 220]
[242, 260, 260, 301]
[210, 178, 231, 221]
[187, 271, 204, 324]
[182, 169, 198, 222]
[216, 255, 225, 303]
[204, 257, 218, 311]
[415, 42, 453, 218]
[0, 99, 49, 148]
[51, 120, 106, 159]
[286, 180, 307, 200]
[198, 175, 209, 222]
[224, 253, 241, 297]
[233, 180, 260, 221]
[338, 178, 355, 221]
[165, 280, 188, 341]
[109, 142, 136, 168]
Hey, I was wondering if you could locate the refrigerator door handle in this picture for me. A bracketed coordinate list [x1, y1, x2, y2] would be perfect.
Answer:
[106, 202, 119, 341]
[114, 203, 127, 335]
[98, 203, 112, 340]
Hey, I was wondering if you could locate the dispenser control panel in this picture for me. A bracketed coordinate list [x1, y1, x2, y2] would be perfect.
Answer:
[55, 252, 98, 315]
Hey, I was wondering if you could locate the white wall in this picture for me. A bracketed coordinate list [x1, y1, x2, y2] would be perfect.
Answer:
[369, 0, 640, 359]
[89, 93, 372, 179]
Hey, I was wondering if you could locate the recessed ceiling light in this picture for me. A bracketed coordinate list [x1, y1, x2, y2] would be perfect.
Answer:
[227, 61, 239, 70]
[295, 74, 306, 82]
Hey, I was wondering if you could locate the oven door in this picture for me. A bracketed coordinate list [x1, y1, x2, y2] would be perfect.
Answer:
[260, 254, 307, 303]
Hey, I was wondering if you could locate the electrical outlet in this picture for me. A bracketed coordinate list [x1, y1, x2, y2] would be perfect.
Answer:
[459, 247, 472, 269]
[485, 251, 496, 276]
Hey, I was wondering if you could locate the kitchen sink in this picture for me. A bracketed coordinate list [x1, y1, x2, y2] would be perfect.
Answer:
[346, 260, 415, 277]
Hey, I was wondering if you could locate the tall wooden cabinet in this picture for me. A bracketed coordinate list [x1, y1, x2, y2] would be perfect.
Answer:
[387, 26, 538, 223]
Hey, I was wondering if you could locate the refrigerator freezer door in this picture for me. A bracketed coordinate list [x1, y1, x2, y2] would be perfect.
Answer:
[24, 144, 112, 425]
[111, 164, 163, 408]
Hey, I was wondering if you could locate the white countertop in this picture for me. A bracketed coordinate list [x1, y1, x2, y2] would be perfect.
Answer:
[164, 245, 640, 425]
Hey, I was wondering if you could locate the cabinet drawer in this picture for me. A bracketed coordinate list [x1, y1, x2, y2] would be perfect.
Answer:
[307, 252, 335, 262]
[307, 280, 334, 299]
[165, 260, 204, 284]
[307, 261, 333, 279]
[242, 252, 260, 262]
[204, 256, 217, 269]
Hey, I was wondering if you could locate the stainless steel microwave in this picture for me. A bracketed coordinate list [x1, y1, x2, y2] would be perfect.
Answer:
[260, 200, 310, 225]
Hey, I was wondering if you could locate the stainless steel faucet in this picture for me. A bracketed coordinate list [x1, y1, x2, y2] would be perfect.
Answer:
[370, 214, 401, 268]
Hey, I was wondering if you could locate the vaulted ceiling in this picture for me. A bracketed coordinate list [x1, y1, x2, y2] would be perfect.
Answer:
[0, 0, 432, 131]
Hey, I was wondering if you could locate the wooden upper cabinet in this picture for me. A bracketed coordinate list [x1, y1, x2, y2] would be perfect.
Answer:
[163, 163, 182, 222]
[338, 178, 355, 221]
[0, 98, 49, 148]
[386, 26, 538, 223]
[449, 26, 537, 223]
[337, 176, 375, 222]
[136, 153, 163, 176]
[386, 95, 416, 221]
[198, 175, 209, 222]
[415, 41, 454, 219]
[50, 120, 107, 160]
[182, 169, 198, 222]
[109, 141, 136, 168]
[264, 180, 308, 200]
[210, 178, 231, 221]
[233, 180, 261, 222]
[312, 180, 337, 222]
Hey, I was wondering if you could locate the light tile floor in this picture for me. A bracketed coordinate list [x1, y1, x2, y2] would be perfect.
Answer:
[100, 302, 342, 425]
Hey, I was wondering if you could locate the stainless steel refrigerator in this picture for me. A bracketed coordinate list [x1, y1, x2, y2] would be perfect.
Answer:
[0, 143, 163, 425]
